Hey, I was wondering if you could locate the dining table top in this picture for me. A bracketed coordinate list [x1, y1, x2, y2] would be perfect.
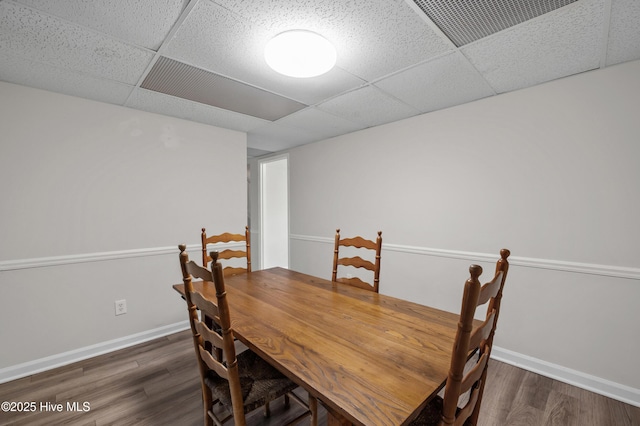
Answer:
[173, 267, 462, 426]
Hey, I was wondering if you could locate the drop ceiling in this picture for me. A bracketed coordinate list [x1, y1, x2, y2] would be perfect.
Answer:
[1, 0, 639, 158]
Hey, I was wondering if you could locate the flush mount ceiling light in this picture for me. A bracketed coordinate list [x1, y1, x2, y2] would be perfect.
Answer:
[265, 30, 337, 78]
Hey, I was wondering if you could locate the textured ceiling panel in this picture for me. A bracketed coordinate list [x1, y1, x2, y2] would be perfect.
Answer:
[0, 2, 154, 84]
[275, 107, 366, 140]
[318, 86, 419, 128]
[411, 0, 577, 46]
[248, 122, 325, 152]
[461, 0, 604, 93]
[141, 57, 306, 121]
[14, 0, 188, 50]
[606, 0, 640, 66]
[247, 147, 274, 158]
[0, 53, 134, 105]
[375, 52, 495, 114]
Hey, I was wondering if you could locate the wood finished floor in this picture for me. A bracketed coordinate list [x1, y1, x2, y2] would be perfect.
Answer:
[0, 330, 638, 426]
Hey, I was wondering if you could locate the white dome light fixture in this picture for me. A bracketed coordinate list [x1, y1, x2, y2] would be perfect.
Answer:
[265, 30, 336, 78]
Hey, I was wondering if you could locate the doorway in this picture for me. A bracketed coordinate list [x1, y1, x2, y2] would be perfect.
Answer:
[259, 155, 289, 268]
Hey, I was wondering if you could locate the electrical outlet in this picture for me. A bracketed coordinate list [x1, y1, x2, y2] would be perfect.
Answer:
[115, 299, 127, 316]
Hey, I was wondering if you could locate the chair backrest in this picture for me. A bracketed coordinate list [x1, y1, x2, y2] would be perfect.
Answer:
[332, 228, 382, 293]
[180, 245, 247, 425]
[440, 249, 510, 426]
[201, 226, 251, 276]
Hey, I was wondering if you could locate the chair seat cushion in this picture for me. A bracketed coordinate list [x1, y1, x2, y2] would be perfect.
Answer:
[409, 396, 444, 426]
[204, 349, 297, 414]
[410, 395, 470, 426]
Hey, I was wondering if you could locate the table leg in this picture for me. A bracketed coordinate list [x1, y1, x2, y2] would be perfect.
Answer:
[327, 412, 353, 425]
[324, 404, 354, 426]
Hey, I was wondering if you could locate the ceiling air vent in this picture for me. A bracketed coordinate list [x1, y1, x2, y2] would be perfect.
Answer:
[411, 0, 578, 46]
[141, 56, 306, 121]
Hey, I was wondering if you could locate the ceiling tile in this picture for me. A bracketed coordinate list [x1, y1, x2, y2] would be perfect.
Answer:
[606, 0, 640, 66]
[0, 2, 154, 85]
[163, 0, 364, 105]
[127, 88, 268, 132]
[258, 67, 365, 106]
[375, 52, 495, 113]
[213, 0, 454, 81]
[1, 0, 637, 155]
[0, 53, 134, 105]
[14, 0, 188, 50]
[461, 0, 605, 93]
[248, 122, 326, 152]
[163, 1, 263, 76]
[318, 86, 420, 127]
[247, 147, 274, 158]
[275, 107, 366, 140]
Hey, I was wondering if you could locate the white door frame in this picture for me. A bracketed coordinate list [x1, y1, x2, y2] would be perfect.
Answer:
[258, 153, 290, 269]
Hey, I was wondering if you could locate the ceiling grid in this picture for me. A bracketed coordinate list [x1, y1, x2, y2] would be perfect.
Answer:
[1, 0, 637, 155]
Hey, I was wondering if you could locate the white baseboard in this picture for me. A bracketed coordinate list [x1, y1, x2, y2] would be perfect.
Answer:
[491, 346, 640, 407]
[0, 321, 190, 385]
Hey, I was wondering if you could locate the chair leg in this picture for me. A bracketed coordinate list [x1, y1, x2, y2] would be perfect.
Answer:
[282, 391, 318, 426]
[203, 386, 214, 426]
[309, 394, 318, 426]
[263, 401, 271, 417]
[468, 367, 489, 425]
[284, 393, 290, 408]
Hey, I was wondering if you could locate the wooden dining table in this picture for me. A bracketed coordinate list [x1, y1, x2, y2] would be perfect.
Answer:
[173, 267, 462, 426]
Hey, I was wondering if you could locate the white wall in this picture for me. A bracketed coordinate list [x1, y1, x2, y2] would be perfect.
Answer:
[0, 83, 247, 377]
[268, 60, 640, 404]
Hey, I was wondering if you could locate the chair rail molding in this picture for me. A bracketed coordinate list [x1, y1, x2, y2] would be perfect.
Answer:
[289, 234, 640, 280]
[0, 242, 245, 272]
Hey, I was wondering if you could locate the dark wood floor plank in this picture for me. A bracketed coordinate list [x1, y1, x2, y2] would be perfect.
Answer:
[605, 396, 639, 426]
[578, 387, 616, 426]
[0, 330, 637, 426]
[625, 403, 640, 426]
[541, 390, 579, 426]
[477, 358, 526, 425]
[503, 404, 544, 426]
[0, 366, 84, 403]
[515, 370, 554, 411]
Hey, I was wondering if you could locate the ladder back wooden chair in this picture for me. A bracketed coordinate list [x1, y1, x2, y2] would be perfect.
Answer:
[410, 249, 510, 426]
[202, 226, 251, 276]
[332, 228, 382, 292]
[179, 245, 315, 426]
